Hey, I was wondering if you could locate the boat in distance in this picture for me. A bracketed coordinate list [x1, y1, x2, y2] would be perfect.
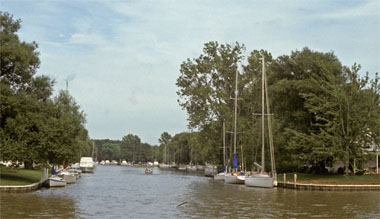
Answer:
[80, 157, 95, 173]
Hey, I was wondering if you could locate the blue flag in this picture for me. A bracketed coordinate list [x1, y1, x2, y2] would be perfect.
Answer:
[233, 153, 238, 169]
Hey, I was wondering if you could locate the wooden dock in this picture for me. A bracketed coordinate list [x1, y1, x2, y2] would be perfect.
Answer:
[276, 182, 380, 191]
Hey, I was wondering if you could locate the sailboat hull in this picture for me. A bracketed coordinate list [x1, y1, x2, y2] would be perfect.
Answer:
[224, 174, 244, 184]
[245, 174, 274, 188]
[214, 172, 225, 181]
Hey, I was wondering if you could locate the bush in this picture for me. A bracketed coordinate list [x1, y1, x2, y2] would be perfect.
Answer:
[337, 167, 345, 174]
[355, 170, 364, 175]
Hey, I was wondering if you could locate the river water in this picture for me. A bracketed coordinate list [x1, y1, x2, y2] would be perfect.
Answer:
[1, 165, 379, 218]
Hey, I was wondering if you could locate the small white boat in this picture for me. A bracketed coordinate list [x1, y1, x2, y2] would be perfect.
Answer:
[214, 172, 225, 181]
[159, 163, 170, 168]
[178, 165, 187, 171]
[121, 160, 128, 166]
[48, 176, 66, 187]
[186, 165, 197, 171]
[245, 173, 274, 188]
[58, 171, 76, 184]
[67, 169, 80, 179]
[196, 165, 205, 171]
[80, 157, 95, 173]
[224, 173, 245, 184]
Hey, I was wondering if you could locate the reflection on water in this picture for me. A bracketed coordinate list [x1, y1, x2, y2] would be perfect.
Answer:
[1, 191, 77, 218]
[1, 165, 379, 218]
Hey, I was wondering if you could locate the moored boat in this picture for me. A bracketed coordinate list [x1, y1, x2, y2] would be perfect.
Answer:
[48, 176, 66, 187]
[80, 157, 95, 173]
[245, 55, 275, 188]
[186, 165, 197, 171]
[245, 173, 274, 188]
[58, 171, 76, 184]
[224, 173, 245, 184]
[178, 165, 187, 171]
[214, 172, 225, 181]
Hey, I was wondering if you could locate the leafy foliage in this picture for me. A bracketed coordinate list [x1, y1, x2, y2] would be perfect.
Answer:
[0, 12, 91, 167]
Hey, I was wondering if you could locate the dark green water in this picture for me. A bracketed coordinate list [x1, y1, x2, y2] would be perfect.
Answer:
[1, 165, 379, 218]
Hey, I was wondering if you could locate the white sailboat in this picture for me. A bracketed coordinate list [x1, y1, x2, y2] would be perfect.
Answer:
[224, 69, 245, 184]
[245, 55, 276, 188]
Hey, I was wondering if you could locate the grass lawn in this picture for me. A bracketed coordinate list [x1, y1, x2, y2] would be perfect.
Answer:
[0, 167, 43, 186]
[278, 173, 380, 185]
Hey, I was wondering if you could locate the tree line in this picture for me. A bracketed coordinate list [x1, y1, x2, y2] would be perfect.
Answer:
[0, 12, 92, 168]
[94, 135, 156, 163]
[174, 42, 380, 173]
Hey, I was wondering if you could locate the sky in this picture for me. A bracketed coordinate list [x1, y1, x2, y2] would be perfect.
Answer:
[1, 0, 379, 145]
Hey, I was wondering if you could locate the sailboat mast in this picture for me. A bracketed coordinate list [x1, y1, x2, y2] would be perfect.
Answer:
[223, 121, 226, 168]
[233, 70, 238, 155]
[233, 69, 238, 172]
[261, 55, 265, 173]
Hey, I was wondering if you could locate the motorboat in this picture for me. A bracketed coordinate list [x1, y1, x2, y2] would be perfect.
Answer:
[178, 165, 187, 171]
[186, 165, 197, 171]
[57, 171, 76, 184]
[80, 157, 95, 173]
[48, 176, 66, 187]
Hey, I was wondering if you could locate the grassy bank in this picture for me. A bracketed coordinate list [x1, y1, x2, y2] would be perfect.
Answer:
[278, 173, 380, 185]
[0, 167, 43, 186]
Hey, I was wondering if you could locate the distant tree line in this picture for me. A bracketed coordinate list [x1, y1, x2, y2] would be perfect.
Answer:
[0, 12, 92, 168]
[95, 134, 156, 163]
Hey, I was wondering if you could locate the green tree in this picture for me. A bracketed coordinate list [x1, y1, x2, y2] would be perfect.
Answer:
[0, 12, 90, 167]
[159, 132, 171, 163]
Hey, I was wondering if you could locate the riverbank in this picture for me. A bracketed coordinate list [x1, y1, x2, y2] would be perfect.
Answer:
[278, 173, 380, 185]
[0, 167, 44, 186]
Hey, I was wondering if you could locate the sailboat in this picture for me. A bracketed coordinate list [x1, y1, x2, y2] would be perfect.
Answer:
[224, 69, 245, 184]
[245, 55, 275, 188]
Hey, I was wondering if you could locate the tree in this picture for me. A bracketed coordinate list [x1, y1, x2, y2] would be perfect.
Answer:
[0, 12, 90, 167]
[159, 132, 171, 163]
[270, 48, 380, 173]
[120, 134, 141, 162]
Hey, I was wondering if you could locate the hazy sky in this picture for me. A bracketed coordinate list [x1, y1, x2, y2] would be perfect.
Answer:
[2, 0, 379, 145]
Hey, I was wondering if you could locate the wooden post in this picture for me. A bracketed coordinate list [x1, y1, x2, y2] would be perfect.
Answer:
[294, 173, 297, 189]
[377, 151, 379, 174]
[284, 173, 286, 185]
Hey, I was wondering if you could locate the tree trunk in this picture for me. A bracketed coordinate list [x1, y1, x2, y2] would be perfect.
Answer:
[24, 161, 34, 169]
